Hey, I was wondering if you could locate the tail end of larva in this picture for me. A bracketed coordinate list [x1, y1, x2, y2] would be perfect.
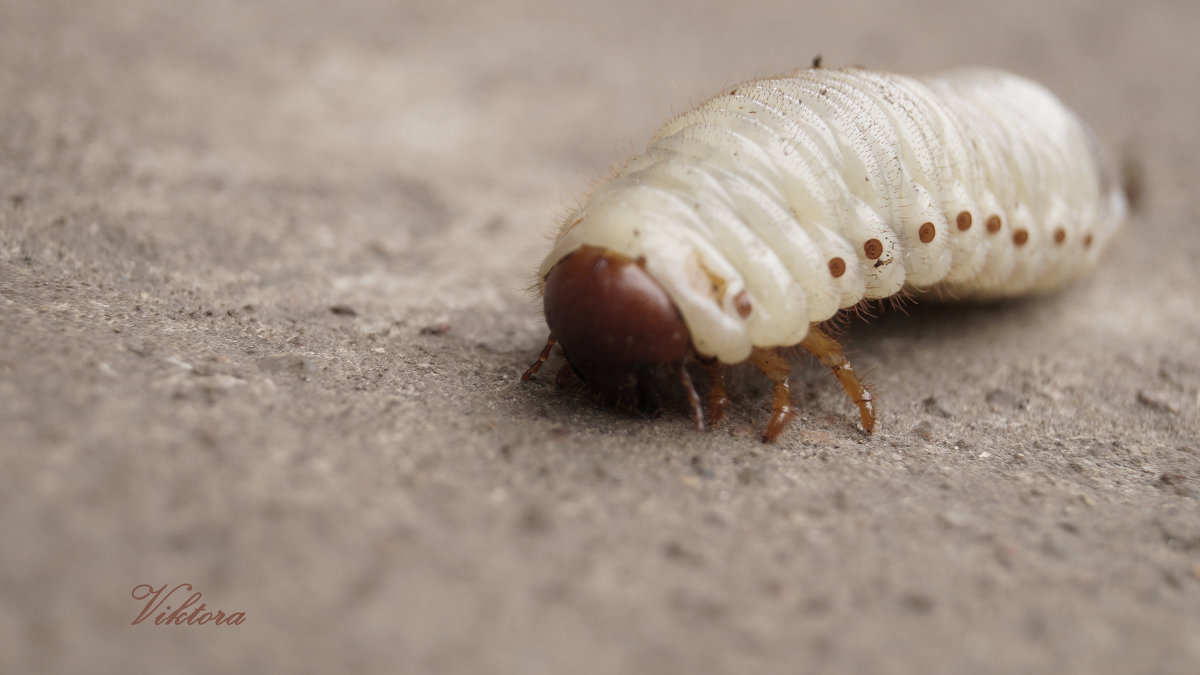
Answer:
[1119, 150, 1144, 215]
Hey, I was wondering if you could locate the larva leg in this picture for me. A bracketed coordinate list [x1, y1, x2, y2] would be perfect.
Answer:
[555, 362, 575, 387]
[800, 326, 877, 433]
[749, 348, 795, 443]
[678, 364, 706, 432]
[522, 334, 556, 381]
[703, 361, 729, 426]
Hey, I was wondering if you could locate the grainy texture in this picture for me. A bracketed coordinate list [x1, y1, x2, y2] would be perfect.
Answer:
[1, 1, 1198, 674]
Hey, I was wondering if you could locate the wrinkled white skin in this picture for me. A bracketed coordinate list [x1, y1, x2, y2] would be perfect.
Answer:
[538, 68, 1127, 364]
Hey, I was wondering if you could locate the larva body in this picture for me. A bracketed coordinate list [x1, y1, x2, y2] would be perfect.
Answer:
[524, 67, 1126, 440]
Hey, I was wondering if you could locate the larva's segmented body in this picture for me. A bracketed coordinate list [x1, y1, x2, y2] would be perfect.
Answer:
[523, 67, 1126, 441]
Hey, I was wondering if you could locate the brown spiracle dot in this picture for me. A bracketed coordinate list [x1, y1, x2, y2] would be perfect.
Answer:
[828, 257, 846, 278]
[956, 211, 972, 231]
[918, 222, 936, 243]
[1054, 227, 1067, 244]
[863, 238, 884, 260]
[1012, 228, 1029, 246]
[733, 290, 753, 319]
[986, 215, 1002, 233]
[1083, 233, 1094, 249]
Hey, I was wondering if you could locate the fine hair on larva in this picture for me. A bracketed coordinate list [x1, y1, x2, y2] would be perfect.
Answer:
[523, 65, 1127, 442]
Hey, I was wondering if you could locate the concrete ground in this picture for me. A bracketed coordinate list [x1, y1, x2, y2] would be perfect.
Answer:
[2, 0, 1198, 673]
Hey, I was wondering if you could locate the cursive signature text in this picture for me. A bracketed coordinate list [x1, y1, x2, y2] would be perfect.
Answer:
[130, 583, 246, 626]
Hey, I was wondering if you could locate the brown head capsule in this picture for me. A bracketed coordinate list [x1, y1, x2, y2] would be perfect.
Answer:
[542, 245, 692, 412]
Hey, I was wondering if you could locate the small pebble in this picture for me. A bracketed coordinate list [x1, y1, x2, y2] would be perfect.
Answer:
[912, 420, 935, 442]
[1137, 390, 1179, 414]
[257, 353, 309, 376]
[1159, 472, 1195, 497]
[986, 389, 1025, 409]
[922, 396, 953, 418]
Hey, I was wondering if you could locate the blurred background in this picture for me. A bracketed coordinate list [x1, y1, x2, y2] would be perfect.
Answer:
[2, 1, 1197, 673]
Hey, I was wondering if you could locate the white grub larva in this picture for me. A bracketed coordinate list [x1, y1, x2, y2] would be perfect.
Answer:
[523, 66, 1127, 441]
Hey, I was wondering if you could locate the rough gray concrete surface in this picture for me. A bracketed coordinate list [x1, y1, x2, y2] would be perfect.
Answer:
[2, 1, 1198, 673]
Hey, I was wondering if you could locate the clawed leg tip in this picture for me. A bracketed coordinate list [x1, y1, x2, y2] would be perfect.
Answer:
[760, 413, 793, 444]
